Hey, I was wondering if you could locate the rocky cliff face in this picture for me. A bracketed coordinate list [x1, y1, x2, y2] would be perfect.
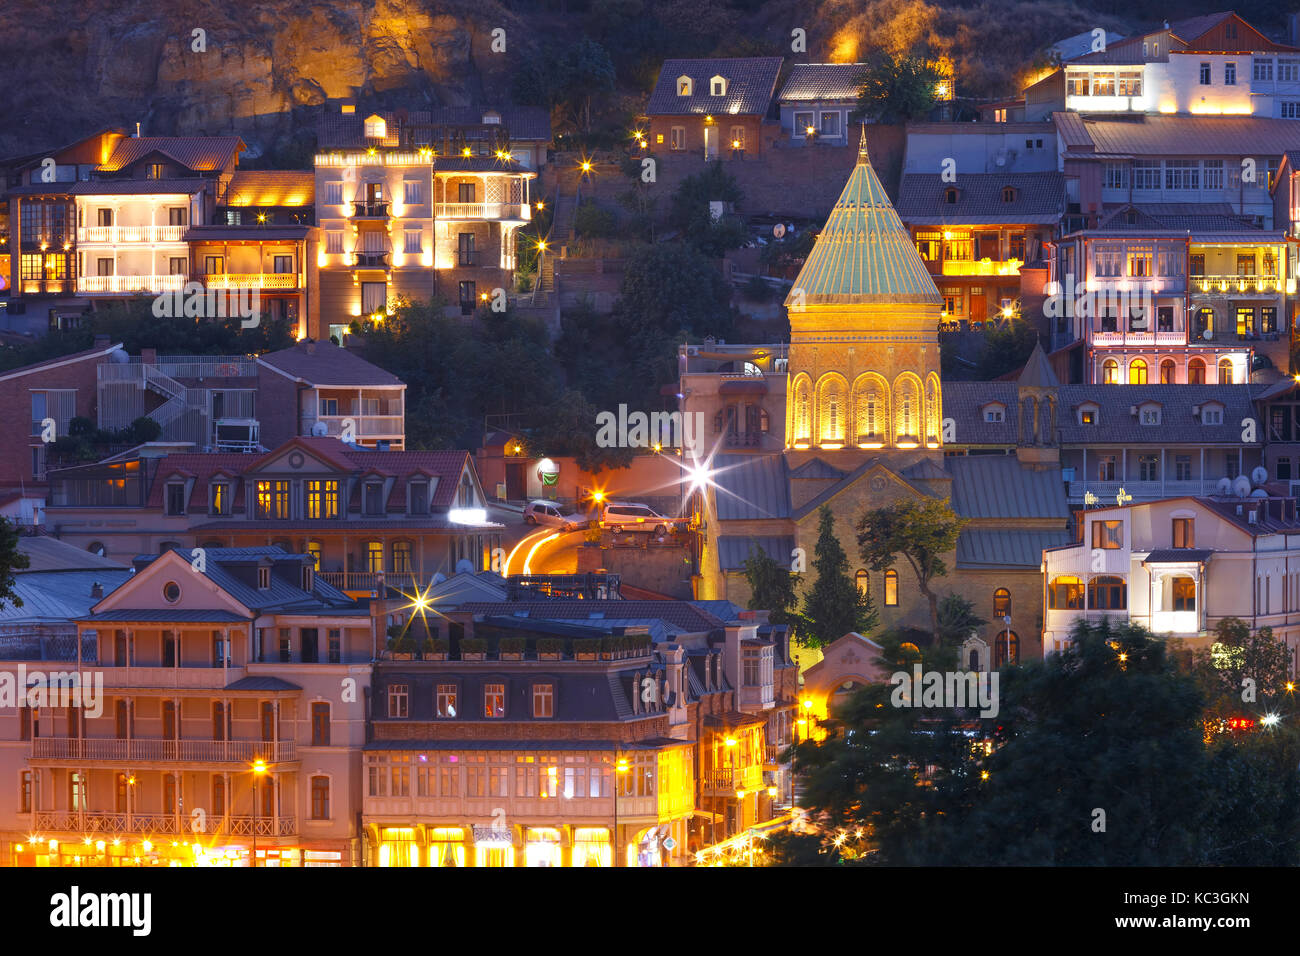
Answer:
[0, 0, 522, 161]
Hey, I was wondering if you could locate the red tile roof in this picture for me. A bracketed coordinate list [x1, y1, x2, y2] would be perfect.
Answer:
[257, 342, 404, 387]
[99, 136, 245, 173]
[224, 170, 315, 207]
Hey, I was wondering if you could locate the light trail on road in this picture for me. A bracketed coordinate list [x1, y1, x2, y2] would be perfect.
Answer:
[522, 532, 560, 575]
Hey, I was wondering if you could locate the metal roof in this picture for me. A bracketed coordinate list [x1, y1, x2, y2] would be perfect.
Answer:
[1066, 115, 1300, 157]
[99, 136, 244, 172]
[897, 171, 1065, 226]
[717, 535, 796, 571]
[1144, 548, 1214, 563]
[778, 63, 866, 101]
[0, 570, 133, 625]
[225, 676, 301, 691]
[712, 454, 791, 519]
[948, 455, 1069, 520]
[81, 609, 250, 623]
[1057, 384, 1258, 445]
[785, 134, 941, 306]
[18, 537, 126, 573]
[647, 57, 783, 116]
[956, 528, 1071, 568]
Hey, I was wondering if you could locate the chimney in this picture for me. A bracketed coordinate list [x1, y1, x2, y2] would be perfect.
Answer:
[90, 582, 103, 599]
[134, 122, 141, 138]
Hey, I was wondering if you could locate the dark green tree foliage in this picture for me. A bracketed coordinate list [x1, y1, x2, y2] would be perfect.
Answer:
[511, 38, 616, 133]
[742, 543, 800, 630]
[935, 592, 986, 645]
[1190, 617, 1293, 722]
[852, 52, 944, 124]
[974, 318, 1041, 380]
[0, 517, 30, 611]
[856, 496, 966, 637]
[800, 506, 877, 647]
[781, 619, 1300, 865]
[530, 389, 634, 472]
[668, 163, 747, 258]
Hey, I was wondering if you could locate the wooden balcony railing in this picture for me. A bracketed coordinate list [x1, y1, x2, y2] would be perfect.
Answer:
[32, 738, 297, 763]
[34, 810, 297, 837]
[78, 274, 187, 294]
[203, 273, 299, 290]
[436, 202, 529, 221]
[78, 225, 188, 243]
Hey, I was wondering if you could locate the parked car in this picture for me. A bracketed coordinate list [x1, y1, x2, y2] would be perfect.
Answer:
[523, 500, 587, 532]
[599, 501, 675, 535]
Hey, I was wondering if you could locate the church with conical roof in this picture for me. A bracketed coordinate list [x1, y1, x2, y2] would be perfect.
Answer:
[679, 132, 1073, 664]
[785, 132, 944, 470]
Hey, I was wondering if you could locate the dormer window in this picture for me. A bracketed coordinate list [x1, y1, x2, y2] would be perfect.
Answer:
[481, 111, 501, 124]
[1001, 186, 1016, 203]
[944, 187, 959, 204]
[165, 482, 186, 516]
[363, 114, 386, 139]
[1079, 405, 1099, 425]
[1201, 403, 1224, 425]
[710, 75, 727, 96]
[982, 403, 1005, 423]
[677, 75, 693, 96]
[210, 482, 230, 516]
[1139, 403, 1161, 425]
[363, 480, 385, 516]
[257, 566, 271, 590]
[409, 479, 429, 515]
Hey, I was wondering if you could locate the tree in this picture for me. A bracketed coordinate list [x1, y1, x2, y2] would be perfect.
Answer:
[852, 51, 944, 124]
[856, 496, 967, 637]
[0, 517, 29, 611]
[742, 543, 800, 630]
[559, 38, 616, 133]
[935, 593, 986, 646]
[618, 243, 731, 339]
[668, 163, 747, 258]
[529, 389, 635, 472]
[974, 318, 1041, 380]
[800, 506, 877, 647]
[1190, 617, 1293, 725]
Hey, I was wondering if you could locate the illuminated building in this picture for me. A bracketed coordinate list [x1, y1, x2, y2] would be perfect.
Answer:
[645, 58, 783, 160]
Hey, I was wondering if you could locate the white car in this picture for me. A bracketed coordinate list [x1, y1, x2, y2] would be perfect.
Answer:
[523, 500, 586, 532]
[600, 502, 675, 535]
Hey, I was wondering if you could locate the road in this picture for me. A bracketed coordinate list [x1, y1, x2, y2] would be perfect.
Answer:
[501, 525, 586, 575]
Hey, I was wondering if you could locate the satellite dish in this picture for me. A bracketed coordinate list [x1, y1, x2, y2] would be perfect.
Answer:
[431, 572, 447, 584]
[311, 421, 329, 437]
[1251, 466, 1269, 485]
[773, 223, 786, 239]
[1233, 475, 1252, 498]
[455, 559, 475, 574]
[1216, 477, 1232, 495]
[1251, 488, 1269, 498]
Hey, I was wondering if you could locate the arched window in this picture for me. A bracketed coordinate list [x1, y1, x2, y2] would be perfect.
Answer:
[1048, 575, 1084, 610]
[1217, 357, 1234, 384]
[884, 569, 898, 606]
[792, 376, 811, 443]
[366, 541, 384, 573]
[924, 374, 941, 445]
[855, 569, 868, 596]
[1129, 358, 1147, 385]
[893, 374, 922, 443]
[392, 540, 413, 574]
[816, 376, 846, 443]
[1188, 358, 1206, 384]
[1102, 359, 1119, 384]
[995, 631, 1019, 667]
[1160, 358, 1176, 383]
[852, 374, 889, 445]
[1172, 575, 1196, 611]
[1088, 575, 1128, 609]
[992, 588, 1011, 618]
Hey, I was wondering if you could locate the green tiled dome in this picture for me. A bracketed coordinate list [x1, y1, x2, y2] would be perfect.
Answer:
[787, 131, 942, 306]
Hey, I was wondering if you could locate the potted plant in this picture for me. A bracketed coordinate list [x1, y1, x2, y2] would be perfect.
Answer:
[600, 636, 618, 660]
[460, 636, 488, 661]
[573, 637, 602, 661]
[387, 625, 414, 660]
[499, 636, 526, 660]
[537, 637, 564, 660]
[421, 636, 450, 660]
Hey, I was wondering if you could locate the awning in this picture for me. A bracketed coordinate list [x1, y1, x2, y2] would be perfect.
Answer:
[1143, 549, 1213, 564]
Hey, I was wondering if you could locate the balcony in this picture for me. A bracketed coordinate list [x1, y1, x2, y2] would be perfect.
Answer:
[95, 665, 244, 690]
[31, 738, 297, 764]
[702, 767, 765, 796]
[724, 431, 764, 449]
[313, 415, 404, 439]
[352, 252, 389, 269]
[436, 202, 529, 221]
[1090, 330, 1187, 346]
[34, 810, 297, 838]
[77, 274, 186, 294]
[203, 273, 299, 290]
[350, 201, 390, 219]
[1190, 274, 1288, 296]
[1067, 479, 1219, 500]
[78, 225, 188, 244]
[938, 258, 1024, 278]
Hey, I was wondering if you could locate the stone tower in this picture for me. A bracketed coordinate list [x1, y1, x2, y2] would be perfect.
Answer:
[783, 130, 944, 471]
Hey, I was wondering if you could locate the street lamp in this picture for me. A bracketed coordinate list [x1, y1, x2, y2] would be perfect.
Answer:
[613, 756, 629, 867]
[251, 758, 267, 868]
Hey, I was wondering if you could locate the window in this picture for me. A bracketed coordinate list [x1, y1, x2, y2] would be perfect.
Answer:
[403, 180, 423, 205]
[1102, 359, 1119, 385]
[362, 281, 388, 315]
[884, 569, 898, 606]
[210, 482, 229, 515]
[311, 702, 330, 745]
[169, 256, 187, 275]
[1174, 455, 1192, 481]
[148, 163, 165, 180]
[212, 702, 227, 741]
[1172, 576, 1196, 612]
[1200, 62, 1211, 85]
[984, 405, 1004, 423]
[670, 127, 686, 150]
[1127, 249, 1152, 276]
[1225, 62, 1236, 86]
[1047, 576, 1083, 611]
[1199, 159, 1224, 191]
[163, 581, 181, 604]
[204, 255, 224, 276]
[1092, 520, 1122, 549]
[255, 480, 290, 519]
[404, 229, 422, 253]
[392, 540, 413, 573]
[410, 479, 429, 514]
[1202, 405, 1223, 425]
[97, 208, 113, 227]
[818, 112, 839, 137]
[328, 628, 340, 664]
[1188, 358, 1206, 384]
[364, 115, 386, 138]
[311, 776, 330, 820]
[710, 75, 726, 96]
[1089, 575, 1127, 610]
[484, 683, 505, 718]
[1080, 408, 1096, 425]
[993, 588, 1011, 618]
[1262, 307, 1277, 333]
[794, 111, 814, 136]
[533, 683, 554, 718]
[257, 566, 271, 590]
[388, 684, 409, 719]
[19, 771, 30, 814]
[1117, 71, 1142, 96]
[1092, 72, 1115, 96]
[304, 480, 340, 520]
[1173, 517, 1195, 549]
[855, 569, 868, 596]
[1104, 163, 1129, 189]
[677, 75, 692, 96]
[1164, 160, 1199, 190]
[367, 541, 384, 573]
[271, 255, 292, 274]
[165, 482, 186, 515]
[326, 230, 343, 253]
[1001, 186, 1016, 203]
[437, 684, 458, 718]
[1066, 73, 1089, 96]
[1129, 359, 1148, 385]
[1094, 247, 1123, 276]
[457, 281, 476, 315]
[1132, 160, 1161, 190]
[1139, 454, 1158, 480]
[163, 775, 177, 814]
[944, 187, 959, 205]
[1219, 357, 1235, 384]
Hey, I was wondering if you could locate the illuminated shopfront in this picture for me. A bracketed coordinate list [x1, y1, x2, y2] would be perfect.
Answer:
[571, 827, 612, 867]
[377, 827, 420, 867]
[428, 827, 465, 867]
[525, 827, 562, 867]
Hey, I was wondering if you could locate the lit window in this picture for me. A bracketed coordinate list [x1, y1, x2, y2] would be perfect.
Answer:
[992, 588, 1010, 618]
[884, 569, 898, 606]
[1173, 517, 1195, 548]
[1091, 520, 1123, 550]
[533, 683, 554, 718]
[484, 683, 505, 718]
